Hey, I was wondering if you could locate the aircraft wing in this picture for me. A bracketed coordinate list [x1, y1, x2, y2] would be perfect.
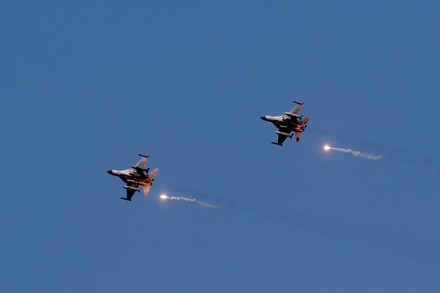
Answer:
[134, 155, 148, 169]
[123, 181, 140, 201]
[131, 155, 149, 178]
[289, 102, 302, 115]
[125, 188, 136, 201]
[273, 132, 288, 146]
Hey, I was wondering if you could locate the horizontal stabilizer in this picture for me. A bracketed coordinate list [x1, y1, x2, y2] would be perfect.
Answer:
[271, 142, 283, 146]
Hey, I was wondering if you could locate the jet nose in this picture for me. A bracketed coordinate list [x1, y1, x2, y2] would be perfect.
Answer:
[107, 170, 113, 175]
[260, 116, 267, 120]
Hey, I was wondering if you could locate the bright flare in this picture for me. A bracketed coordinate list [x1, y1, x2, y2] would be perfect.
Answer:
[158, 194, 219, 208]
[323, 144, 382, 160]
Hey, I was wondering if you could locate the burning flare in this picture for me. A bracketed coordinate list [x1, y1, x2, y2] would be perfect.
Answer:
[323, 144, 382, 160]
[159, 194, 219, 208]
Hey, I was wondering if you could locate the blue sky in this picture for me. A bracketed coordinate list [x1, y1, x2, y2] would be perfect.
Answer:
[1, 1, 440, 292]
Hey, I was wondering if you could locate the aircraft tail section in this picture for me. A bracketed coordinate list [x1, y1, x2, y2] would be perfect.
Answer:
[303, 114, 311, 125]
[295, 115, 311, 142]
[150, 168, 158, 179]
[143, 185, 151, 196]
[142, 168, 158, 197]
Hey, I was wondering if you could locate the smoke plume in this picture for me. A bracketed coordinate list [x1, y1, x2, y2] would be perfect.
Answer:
[160, 194, 219, 208]
[324, 145, 382, 160]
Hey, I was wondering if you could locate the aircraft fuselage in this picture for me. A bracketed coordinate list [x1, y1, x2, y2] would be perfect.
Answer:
[107, 169, 153, 185]
[260, 115, 305, 132]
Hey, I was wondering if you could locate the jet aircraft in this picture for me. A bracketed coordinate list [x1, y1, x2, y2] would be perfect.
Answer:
[107, 154, 158, 201]
[260, 101, 311, 146]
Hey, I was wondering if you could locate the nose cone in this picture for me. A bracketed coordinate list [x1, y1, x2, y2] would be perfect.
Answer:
[260, 115, 268, 121]
[107, 170, 113, 175]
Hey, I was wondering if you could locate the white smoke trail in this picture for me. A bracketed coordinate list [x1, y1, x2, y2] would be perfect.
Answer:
[324, 145, 382, 160]
[312, 127, 440, 172]
[160, 194, 219, 208]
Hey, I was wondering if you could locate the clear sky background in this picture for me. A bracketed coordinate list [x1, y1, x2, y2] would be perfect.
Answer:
[1, 1, 440, 292]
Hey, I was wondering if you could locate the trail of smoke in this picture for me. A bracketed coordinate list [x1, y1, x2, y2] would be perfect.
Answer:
[328, 146, 383, 160]
[160, 194, 219, 208]
[312, 126, 440, 172]
[327, 146, 383, 160]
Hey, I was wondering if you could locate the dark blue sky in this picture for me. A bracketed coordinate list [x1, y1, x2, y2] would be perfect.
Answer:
[1, 1, 440, 292]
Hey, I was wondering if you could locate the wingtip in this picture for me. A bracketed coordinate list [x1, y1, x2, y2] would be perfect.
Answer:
[271, 142, 283, 146]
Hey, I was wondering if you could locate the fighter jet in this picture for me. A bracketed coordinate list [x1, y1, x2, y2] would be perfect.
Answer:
[260, 101, 311, 146]
[107, 154, 158, 201]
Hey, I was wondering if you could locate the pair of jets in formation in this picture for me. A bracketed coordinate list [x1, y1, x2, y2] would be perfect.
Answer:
[108, 101, 311, 201]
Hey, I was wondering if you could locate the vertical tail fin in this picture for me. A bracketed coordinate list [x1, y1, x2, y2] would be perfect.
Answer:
[143, 185, 151, 196]
[149, 168, 158, 179]
[295, 115, 311, 142]
[142, 168, 158, 197]
[303, 115, 311, 125]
